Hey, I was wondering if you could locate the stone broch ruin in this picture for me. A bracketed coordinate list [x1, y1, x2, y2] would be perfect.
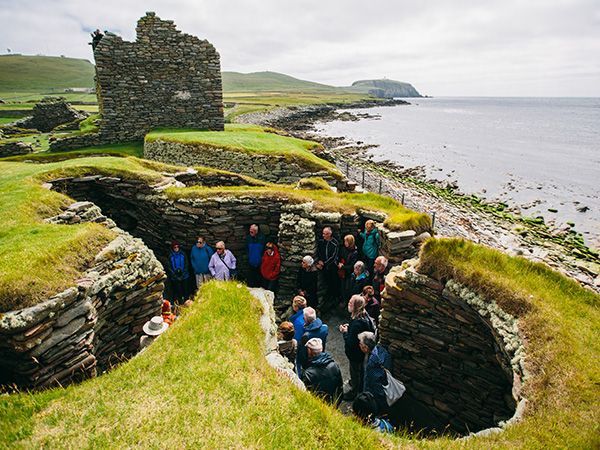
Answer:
[51, 12, 223, 150]
[1, 12, 527, 436]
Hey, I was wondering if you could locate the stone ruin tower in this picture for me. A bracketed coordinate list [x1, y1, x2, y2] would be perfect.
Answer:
[93, 12, 224, 141]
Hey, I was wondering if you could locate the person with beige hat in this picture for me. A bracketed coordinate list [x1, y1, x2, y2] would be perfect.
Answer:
[139, 316, 169, 351]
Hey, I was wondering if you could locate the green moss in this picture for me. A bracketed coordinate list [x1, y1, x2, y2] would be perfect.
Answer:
[296, 177, 332, 190]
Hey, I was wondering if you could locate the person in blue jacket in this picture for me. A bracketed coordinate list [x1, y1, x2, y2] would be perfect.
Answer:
[359, 331, 393, 415]
[246, 224, 266, 287]
[296, 307, 329, 376]
[167, 241, 190, 304]
[190, 236, 214, 291]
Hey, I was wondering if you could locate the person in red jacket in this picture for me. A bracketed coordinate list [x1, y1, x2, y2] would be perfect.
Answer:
[261, 242, 281, 294]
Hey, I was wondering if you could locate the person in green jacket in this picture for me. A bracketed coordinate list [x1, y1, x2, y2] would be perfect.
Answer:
[360, 220, 380, 278]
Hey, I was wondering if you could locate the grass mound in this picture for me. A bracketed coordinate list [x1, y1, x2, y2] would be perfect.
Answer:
[416, 237, 600, 447]
[0, 283, 396, 448]
[146, 124, 343, 179]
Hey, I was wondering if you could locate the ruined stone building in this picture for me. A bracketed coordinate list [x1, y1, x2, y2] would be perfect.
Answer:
[51, 12, 223, 150]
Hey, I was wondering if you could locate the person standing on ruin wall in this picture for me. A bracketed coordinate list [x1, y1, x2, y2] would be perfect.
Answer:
[246, 224, 266, 287]
[190, 236, 214, 290]
[317, 226, 340, 312]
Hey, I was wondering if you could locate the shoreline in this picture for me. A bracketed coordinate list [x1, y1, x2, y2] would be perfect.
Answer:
[235, 102, 600, 294]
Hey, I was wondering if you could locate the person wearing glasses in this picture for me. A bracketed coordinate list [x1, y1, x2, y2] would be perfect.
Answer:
[208, 241, 237, 281]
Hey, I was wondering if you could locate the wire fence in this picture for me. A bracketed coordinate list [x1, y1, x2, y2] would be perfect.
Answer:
[341, 158, 437, 231]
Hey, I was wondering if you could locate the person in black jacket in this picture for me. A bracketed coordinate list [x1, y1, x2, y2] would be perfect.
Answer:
[317, 227, 339, 313]
[372, 256, 390, 301]
[296, 255, 318, 308]
[301, 337, 343, 405]
[339, 294, 376, 401]
[338, 234, 359, 305]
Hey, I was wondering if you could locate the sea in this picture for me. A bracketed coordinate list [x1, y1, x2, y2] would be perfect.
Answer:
[315, 97, 600, 246]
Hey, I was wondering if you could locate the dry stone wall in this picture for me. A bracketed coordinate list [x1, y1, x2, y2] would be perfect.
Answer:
[379, 261, 525, 434]
[144, 139, 350, 190]
[49, 12, 223, 151]
[0, 203, 165, 390]
[46, 173, 419, 316]
[16, 97, 86, 133]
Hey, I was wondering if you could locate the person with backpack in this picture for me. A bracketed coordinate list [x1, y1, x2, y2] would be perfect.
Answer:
[190, 236, 214, 290]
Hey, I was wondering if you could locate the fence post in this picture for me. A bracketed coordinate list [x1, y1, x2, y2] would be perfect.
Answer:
[346, 161, 349, 176]
[362, 169, 365, 188]
[431, 211, 436, 230]
[401, 193, 405, 205]
[378, 179, 382, 194]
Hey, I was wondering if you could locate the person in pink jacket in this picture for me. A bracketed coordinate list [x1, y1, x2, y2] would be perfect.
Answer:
[208, 241, 237, 281]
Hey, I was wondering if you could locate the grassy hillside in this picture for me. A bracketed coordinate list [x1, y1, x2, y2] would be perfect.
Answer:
[223, 70, 339, 92]
[0, 55, 95, 91]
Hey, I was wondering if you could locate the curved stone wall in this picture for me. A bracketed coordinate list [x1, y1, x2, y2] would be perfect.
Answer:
[0, 207, 165, 391]
[144, 139, 350, 190]
[379, 261, 525, 434]
[47, 174, 419, 316]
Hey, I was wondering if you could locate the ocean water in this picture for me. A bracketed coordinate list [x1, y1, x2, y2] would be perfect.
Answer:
[316, 97, 600, 245]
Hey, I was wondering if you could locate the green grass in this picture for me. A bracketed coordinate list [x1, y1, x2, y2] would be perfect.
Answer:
[0, 282, 405, 448]
[0, 153, 428, 310]
[0, 55, 95, 91]
[222, 71, 340, 92]
[0, 118, 15, 125]
[0, 156, 172, 312]
[416, 237, 600, 447]
[146, 124, 343, 178]
[0, 142, 143, 162]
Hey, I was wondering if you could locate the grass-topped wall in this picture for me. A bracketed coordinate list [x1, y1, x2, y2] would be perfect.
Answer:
[0, 154, 429, 313]
[144, 124, 350, 189]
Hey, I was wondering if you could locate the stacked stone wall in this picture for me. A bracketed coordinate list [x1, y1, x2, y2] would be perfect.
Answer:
[144, 139, 350, 190]
[0, 212, 165, 390]
[49, 12, 223, 151]
[47, 174, 419, 316]
[379, 261, 525, 434]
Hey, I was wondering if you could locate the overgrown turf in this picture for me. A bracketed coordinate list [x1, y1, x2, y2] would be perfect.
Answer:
[416, 237, 600, 447]
[0, 154, 429, 311]
[146, 124, 343, 179]
[0, 283, 398, 448]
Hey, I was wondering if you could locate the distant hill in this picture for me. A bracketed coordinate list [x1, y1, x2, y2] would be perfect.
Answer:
[0, 55, 95, 91]
[348, 79, 421, 98]
[222, 71, 338, 92]
[0, 55, 421, 98]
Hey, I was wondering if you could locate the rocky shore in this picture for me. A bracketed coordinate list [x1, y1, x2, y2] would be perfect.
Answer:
[235, 103, 600, 294]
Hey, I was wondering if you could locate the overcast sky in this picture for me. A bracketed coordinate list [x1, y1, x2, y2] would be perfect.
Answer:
[1, 0, 599, 96]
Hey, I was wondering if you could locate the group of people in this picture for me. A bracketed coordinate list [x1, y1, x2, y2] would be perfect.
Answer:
[296, 222, 390, 314]
[277, 289, 396, 433]
[165, 224, 281, 303]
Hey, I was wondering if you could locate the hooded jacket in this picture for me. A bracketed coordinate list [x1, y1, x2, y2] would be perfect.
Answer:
[301, 352, 343, 404]
[360, 228, 381, 260]
[168, 250, 189, 280]
[260, 244, 281, 281]
[208, 249, 237, 281]
[364, 344, 393, 412]
[297, 318, 329, 371]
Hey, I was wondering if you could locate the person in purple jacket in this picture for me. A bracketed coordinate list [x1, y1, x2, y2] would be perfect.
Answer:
[208, 241, 237, 281]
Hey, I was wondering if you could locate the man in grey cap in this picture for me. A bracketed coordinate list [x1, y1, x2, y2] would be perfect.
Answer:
[301, 337, 343, 405]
